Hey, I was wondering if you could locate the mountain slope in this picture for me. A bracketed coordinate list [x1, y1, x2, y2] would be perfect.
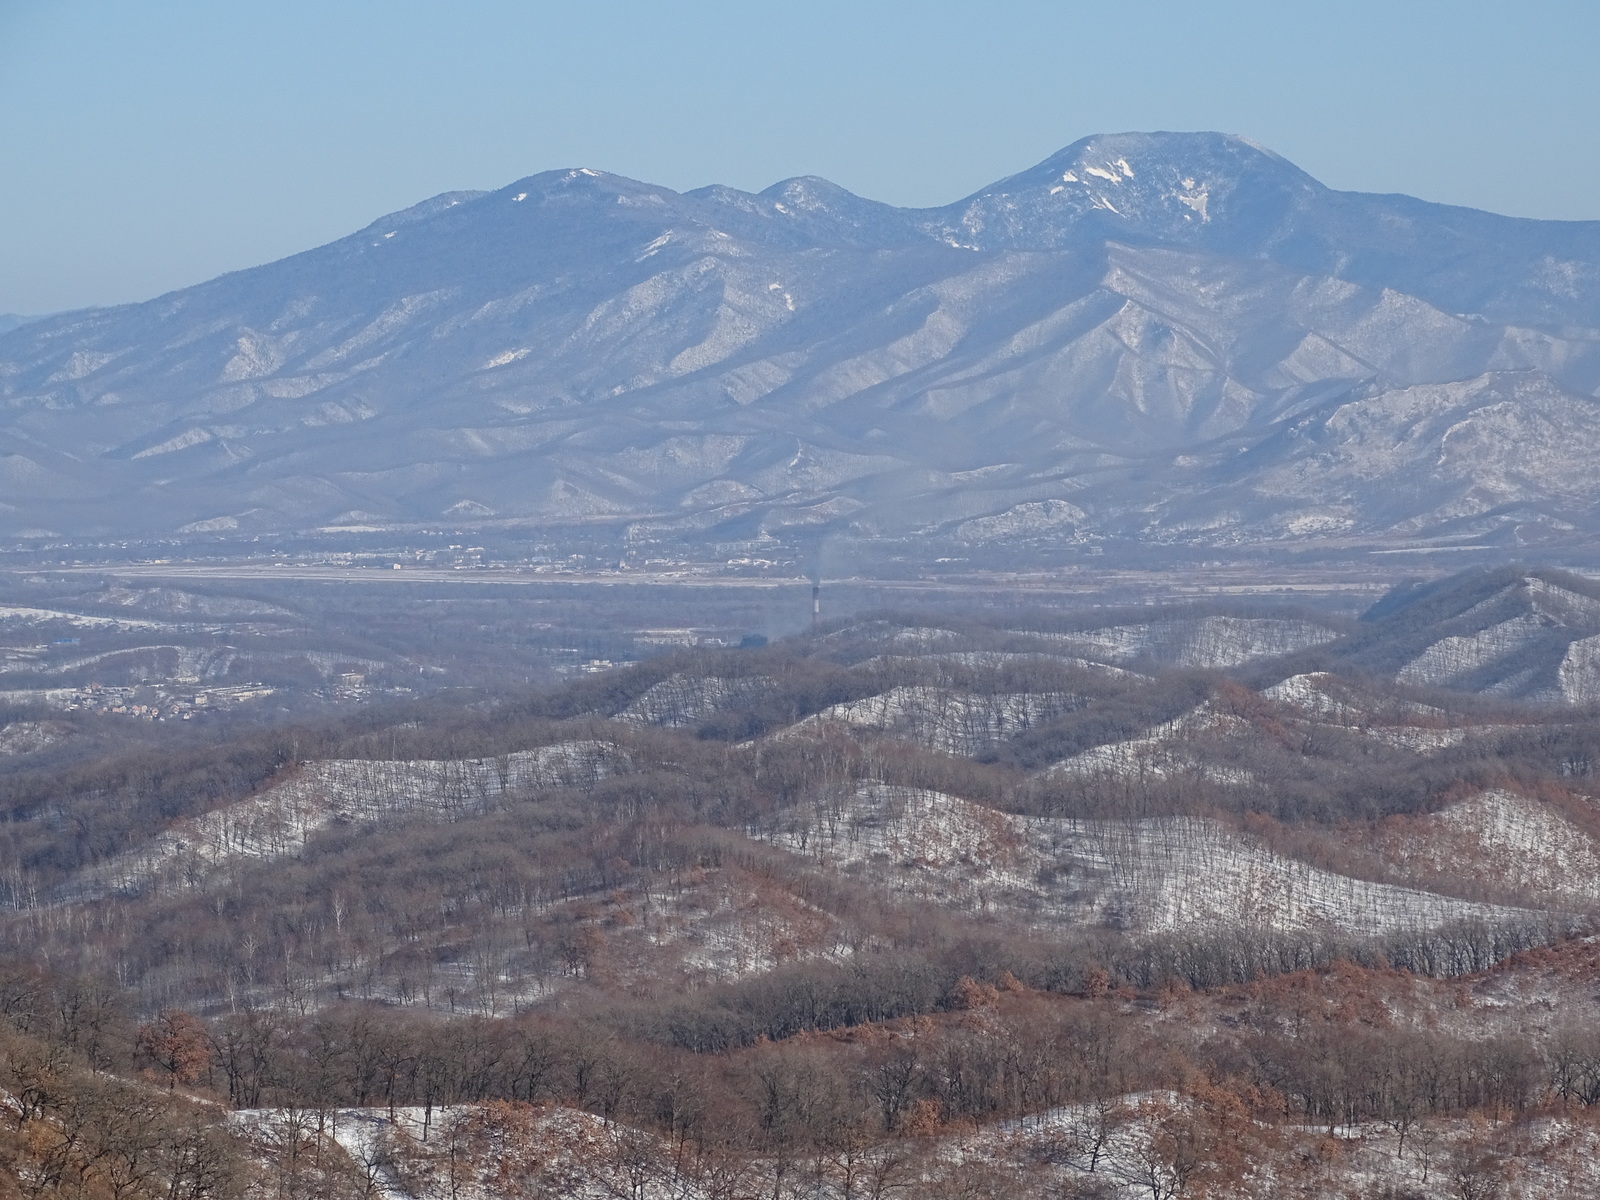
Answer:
[1323, 566, 1600, 701]
[4, 133, 1600, 559]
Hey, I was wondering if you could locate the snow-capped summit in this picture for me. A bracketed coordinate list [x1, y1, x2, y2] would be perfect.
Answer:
[925, 131, 1320, 252]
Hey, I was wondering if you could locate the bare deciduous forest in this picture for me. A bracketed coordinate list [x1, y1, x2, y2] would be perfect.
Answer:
[7, 567, 1600, 1196]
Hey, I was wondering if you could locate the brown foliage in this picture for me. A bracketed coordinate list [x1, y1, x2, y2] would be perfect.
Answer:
[137, 1009, 211, 1090]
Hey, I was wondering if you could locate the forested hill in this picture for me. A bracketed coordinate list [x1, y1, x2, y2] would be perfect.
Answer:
[7, 575, 1600, 1194]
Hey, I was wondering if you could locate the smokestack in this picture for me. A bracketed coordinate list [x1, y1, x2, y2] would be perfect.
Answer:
[812, 584, 821, 627]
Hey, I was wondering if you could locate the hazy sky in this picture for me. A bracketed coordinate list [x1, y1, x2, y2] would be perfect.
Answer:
[4, 0, 1599, 314]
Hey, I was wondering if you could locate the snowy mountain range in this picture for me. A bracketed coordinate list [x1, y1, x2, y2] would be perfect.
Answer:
[5, 131, 1600, 559]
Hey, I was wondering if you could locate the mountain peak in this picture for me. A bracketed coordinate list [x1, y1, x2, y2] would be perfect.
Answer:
[1050, 129, 1289, 165]
[679, 175, 923, 248]
[922, 130, 1325, 253]
[758, 175, 862, 207]
[496, 166, 679, 204]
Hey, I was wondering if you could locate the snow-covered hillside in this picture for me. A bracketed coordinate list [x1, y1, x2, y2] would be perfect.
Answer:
[68, 740, 625, 898]
[1263, 672, 1519, 751]
[1025, 616, 1339, 669]
[795, 686, 1081, 755]
[1372, 788, 1600, 909]
[1337, 569, 1600, 703]
[765, 783, 1532, 938]
[1039, 701, 1253, 782]
[612, 673, 771, 728]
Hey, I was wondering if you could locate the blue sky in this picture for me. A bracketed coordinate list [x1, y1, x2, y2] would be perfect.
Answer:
[3, 0, 1598, 313]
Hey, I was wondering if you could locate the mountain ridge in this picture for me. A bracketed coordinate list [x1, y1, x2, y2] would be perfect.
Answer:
[3, 131, 1600, 558]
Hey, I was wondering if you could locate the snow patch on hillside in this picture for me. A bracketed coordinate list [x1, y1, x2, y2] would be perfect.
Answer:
[767, 784, 1048, 913]
[0, 721, 60, 756]
[1558, 633, 1600, 703]
[1364, 725, 1474, 753]
[237, 1103, 695, 1200]
[88, 585, 297, 619]
[661, 879, 850, 983]
[613, 673, 771, 728]
[820, 622, 968, 651]
[766, 784, 1528, 937]
[233, 1091, 1600, 1200]
[1264, 672, 1515, 753]
[68, 741, 626, 898]
[1024, 616, 1337, 668]
[1397, 615, 1548, 688]
[794, 685, 1080, 755]
[954, 498, 1086, 541]
[1040, 702, 1251, 782]
[1377, 789, 1600, 908]
[0, 605, 169, 630]
[1041, 816, 1529, 936]
[1467, 576, 1600, 627]
[850, 651, 1144, 680]
[1263, 672, 1372, 721]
